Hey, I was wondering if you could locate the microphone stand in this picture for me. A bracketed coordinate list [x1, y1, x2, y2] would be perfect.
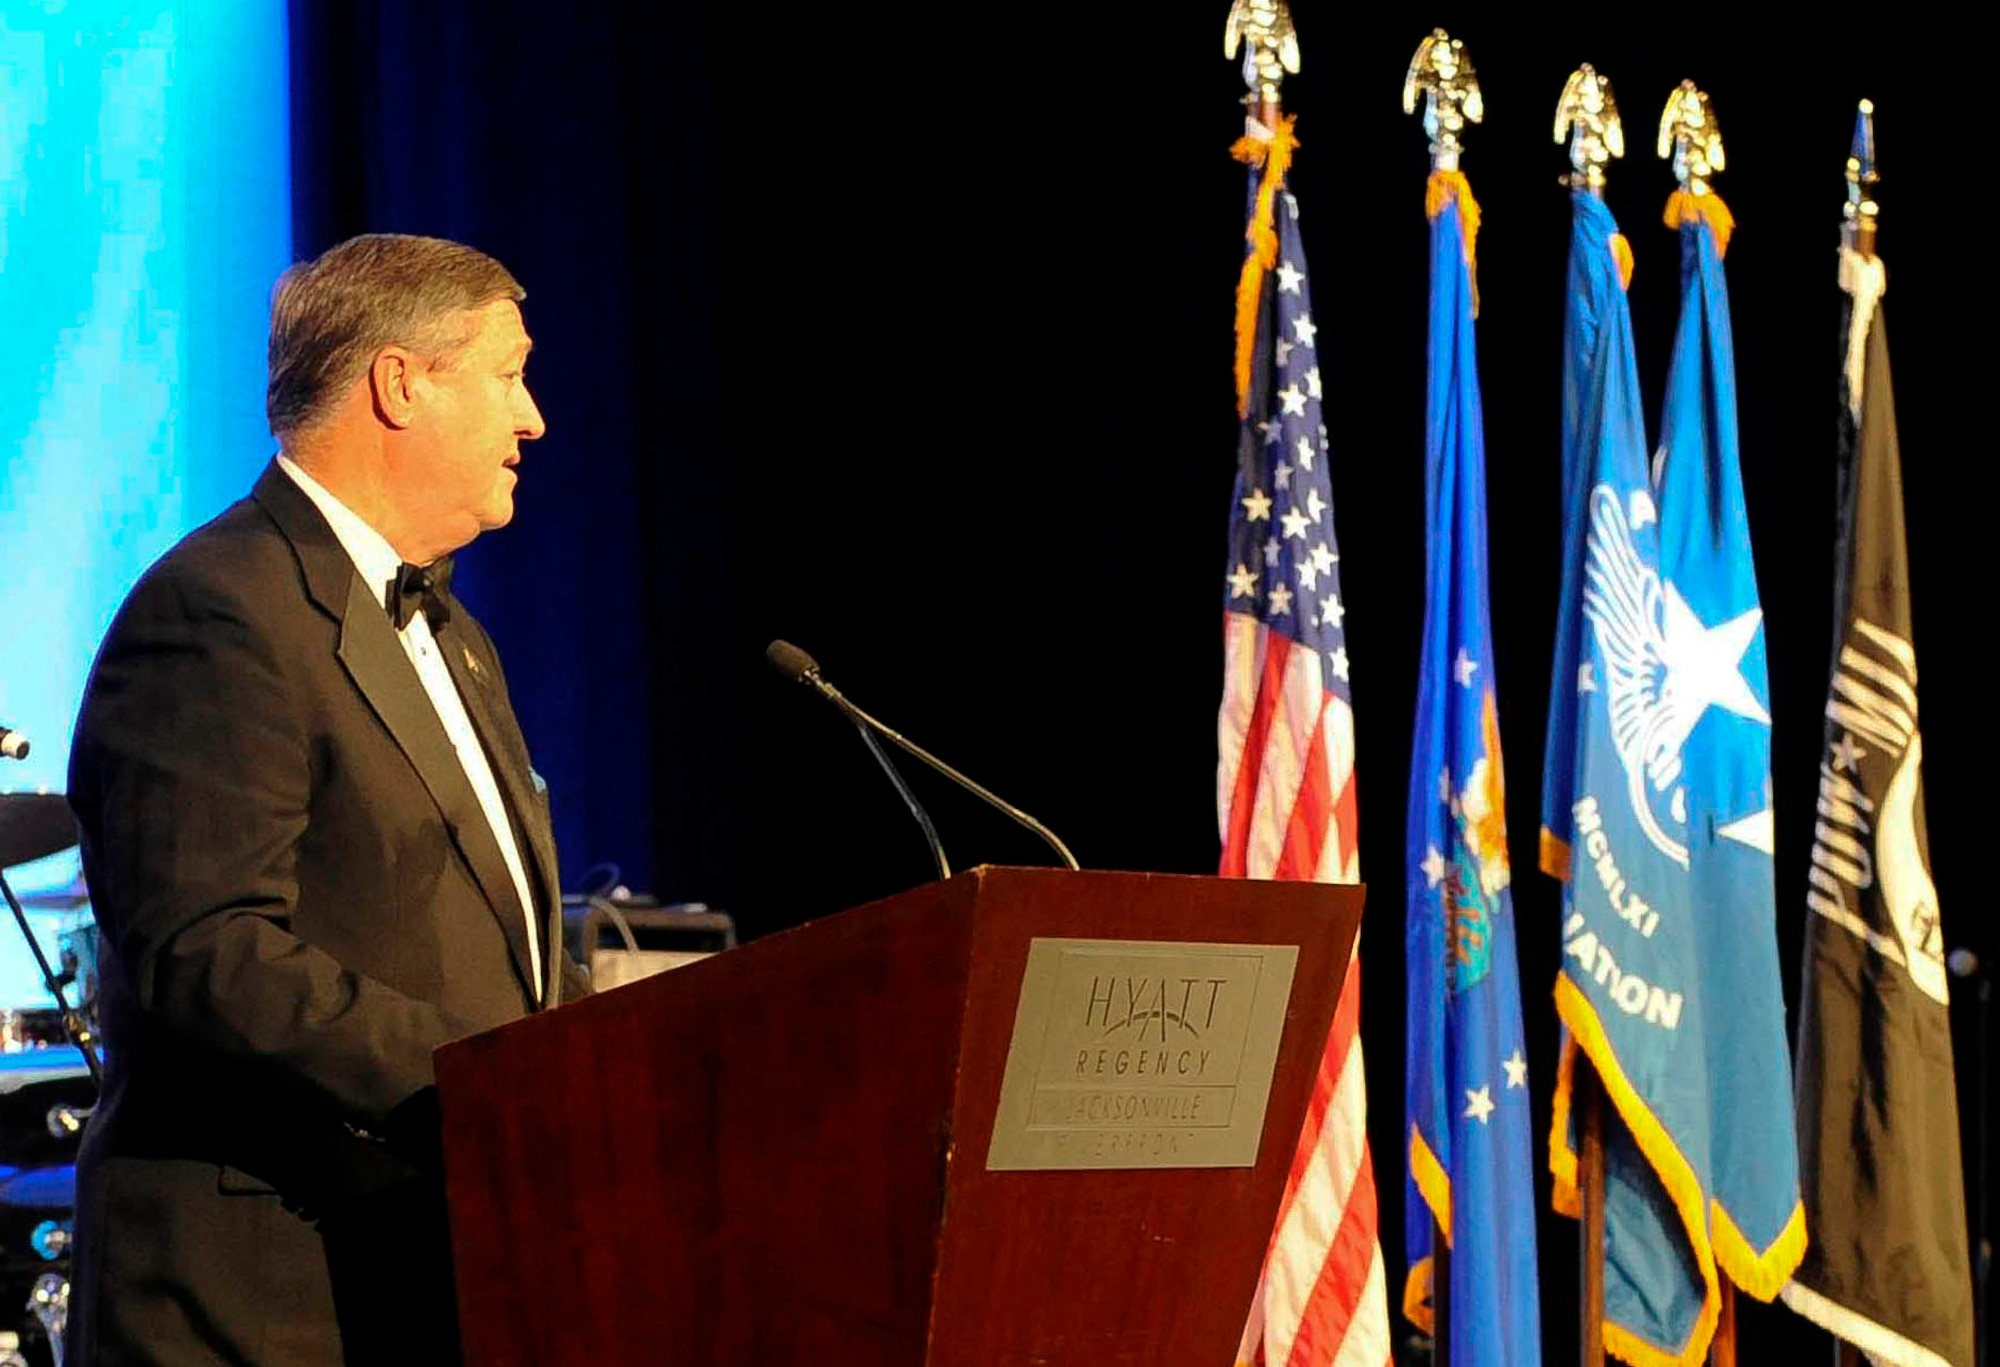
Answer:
[0, 866, 103, 1087]
[815, 685, 1080, 873]
[1976, 963, 1992, 1367]
[769, 641, 1081, 874]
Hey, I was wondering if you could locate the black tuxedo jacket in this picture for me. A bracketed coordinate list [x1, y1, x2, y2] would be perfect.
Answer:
[66, 463, 586, 1367]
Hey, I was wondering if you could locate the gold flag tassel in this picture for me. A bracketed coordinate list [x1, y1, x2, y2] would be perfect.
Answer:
[1230, 115, 1299, 417]
[1224, 0, 1302, 417]
[1659, 80, 1734, 257]
[1405, 28, 1484, 313]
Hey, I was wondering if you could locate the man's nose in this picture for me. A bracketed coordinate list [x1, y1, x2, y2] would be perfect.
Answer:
[518, 387, 547, 441]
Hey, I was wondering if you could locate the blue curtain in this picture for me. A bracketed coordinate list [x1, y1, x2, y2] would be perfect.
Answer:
[285, 2, 702, 895]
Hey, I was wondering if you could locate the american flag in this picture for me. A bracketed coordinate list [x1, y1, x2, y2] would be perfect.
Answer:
[1220, 127, 1391, 1367]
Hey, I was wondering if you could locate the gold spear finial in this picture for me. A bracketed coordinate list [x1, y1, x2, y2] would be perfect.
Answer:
[1658, 80, 1725, 195]
[1846, 99, 1879, 256]
[1403, 29, 1482, 171]
[1225, 0, 1300, 120]
[1555, 64, 1624, 193]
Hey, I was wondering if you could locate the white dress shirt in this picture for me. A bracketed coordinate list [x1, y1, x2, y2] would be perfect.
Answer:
[277, 455, 544, 999]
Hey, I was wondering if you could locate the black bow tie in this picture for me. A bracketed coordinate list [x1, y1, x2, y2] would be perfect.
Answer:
[385, 558, 454, 631]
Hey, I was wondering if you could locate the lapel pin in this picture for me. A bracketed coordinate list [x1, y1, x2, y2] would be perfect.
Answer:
[462, 645, 486, 682]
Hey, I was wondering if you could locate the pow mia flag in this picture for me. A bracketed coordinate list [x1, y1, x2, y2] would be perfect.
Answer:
[1780, 217, 1976, 1367]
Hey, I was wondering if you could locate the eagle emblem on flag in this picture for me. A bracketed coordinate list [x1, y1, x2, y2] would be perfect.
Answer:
[1581, 483, 1768, 869]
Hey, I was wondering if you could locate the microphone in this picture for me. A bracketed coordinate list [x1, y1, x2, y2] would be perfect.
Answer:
[766, 641, 1080, 873]
[0, 727, 28, 761]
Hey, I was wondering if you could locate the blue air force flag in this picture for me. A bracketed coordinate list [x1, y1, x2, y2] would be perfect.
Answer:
[1543, 188, 1804, 1367]
[1401, 172, 1542, 1367]
[1538, 185, 1633, 875]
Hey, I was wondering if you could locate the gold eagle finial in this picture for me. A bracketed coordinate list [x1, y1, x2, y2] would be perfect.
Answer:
[1658, 80, 1725, 194]
[1555, 64, 1624, 192]
[1403, 29, 1482, 171]
[1225, 0, 1300, 109]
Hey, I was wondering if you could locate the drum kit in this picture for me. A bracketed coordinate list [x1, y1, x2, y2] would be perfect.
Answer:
[0, 792, 99, 1367]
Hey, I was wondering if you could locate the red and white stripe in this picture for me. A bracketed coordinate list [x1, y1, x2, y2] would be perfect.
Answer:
[1220, 613, 1389, 1367]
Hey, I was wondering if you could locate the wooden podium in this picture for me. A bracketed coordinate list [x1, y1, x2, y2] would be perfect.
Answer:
[436, 866, 1364, 1366]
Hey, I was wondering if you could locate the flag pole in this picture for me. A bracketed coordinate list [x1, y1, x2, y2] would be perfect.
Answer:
[1579, 1065, 1609, 1367]
[1714, 1285, 1738, 1367]
[1403, 29, 1484, 1361]
[1554, 62, 1623, 1367]
[1828, 98, 1879, 1367]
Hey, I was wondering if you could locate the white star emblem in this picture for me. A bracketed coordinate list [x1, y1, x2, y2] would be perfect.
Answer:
[1273, 460, 1293, 491]
[1306, 489, 1327, 523]
[1229, 563, 1258, 599]
[1321, 594, 1345, 628]
[1310, 543, 1337, 576]
[1329, 646, 1350, 681]
[1296, 556, 1322, 593]
[1262, 419, 1283, 446]
[1295, 435, 1315, 468]
[1265, 534, 1283, 564]
[1281, 507, 1312, 541]
[1278, 384, 1307, 416]
[1241, 488, 1272, 521]
[1277, 259, 1304, 294]
[1660, 589, 1771, 728]
[1276, 337, 1295, 368]
[1268, 584, 1294, 616]
[1578, 662, 1598, 694]
[1830, 732, 1866, 774]
[1503, 1051, 1529, 1089]
[1454, 648, 1479, 688]
[1719, 808, 1777, 855]
[1421, 845, 1446, 888]
[1305, 366, 1322, 400]
[1464, 1086, 1497, 1125]
[1292, 314, 1318, 348]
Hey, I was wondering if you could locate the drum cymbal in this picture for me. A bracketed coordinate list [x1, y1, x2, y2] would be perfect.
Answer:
[0, 793, 78, 871]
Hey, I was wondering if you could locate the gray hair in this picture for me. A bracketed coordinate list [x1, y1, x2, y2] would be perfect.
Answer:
[266, 233, 524, 438]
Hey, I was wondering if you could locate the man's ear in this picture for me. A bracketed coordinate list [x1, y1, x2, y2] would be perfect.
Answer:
[369, 347, 421, 430]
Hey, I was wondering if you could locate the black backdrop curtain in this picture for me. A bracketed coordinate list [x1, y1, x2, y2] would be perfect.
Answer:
[287, 5, 1986, 1360]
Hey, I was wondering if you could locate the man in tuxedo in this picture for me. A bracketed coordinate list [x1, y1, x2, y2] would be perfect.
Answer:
[66, 233, 588, 1366]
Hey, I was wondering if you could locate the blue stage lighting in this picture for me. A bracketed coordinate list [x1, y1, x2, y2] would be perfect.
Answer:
[0, 3, 292, 1000]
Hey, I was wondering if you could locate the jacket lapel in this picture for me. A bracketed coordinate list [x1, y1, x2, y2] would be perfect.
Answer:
[436, 626, 562, 950]
[254, 464, 541, 1003]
